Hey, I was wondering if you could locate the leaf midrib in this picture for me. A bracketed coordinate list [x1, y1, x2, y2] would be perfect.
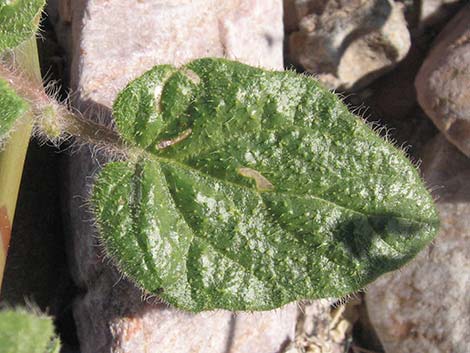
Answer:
[146, 107, 423, 206]
[150, 154, 432, 227]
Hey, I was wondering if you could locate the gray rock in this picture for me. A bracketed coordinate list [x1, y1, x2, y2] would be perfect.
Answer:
[49, 1, 325, 352]
[366, 133, 470, 353]
[415, 5, 470, 157]
[287, 0, 411, 90]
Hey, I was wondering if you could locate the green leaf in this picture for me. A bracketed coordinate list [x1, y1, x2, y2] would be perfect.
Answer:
[0, 0, 45, 53]
[0, 78, 29, 144]
[93, 58, 439, 312]
[0, 308, 60, 353]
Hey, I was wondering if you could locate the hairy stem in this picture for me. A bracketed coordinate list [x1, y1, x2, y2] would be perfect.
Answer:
[0, 39, 134, 289]
[46, 109, 129, 158]
[0, 60, 129, 159]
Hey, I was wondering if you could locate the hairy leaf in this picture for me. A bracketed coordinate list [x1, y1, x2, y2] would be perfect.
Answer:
[0, 78, 28, 144]
[0, 0, 45, 53]
[93, 58, 439, 312]
[0, 308, 60, 353]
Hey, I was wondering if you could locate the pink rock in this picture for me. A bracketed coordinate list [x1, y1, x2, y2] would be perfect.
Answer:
[73, 267, 298, 353]
[415, 5, 470, 157]
[67, 0, 283, 112]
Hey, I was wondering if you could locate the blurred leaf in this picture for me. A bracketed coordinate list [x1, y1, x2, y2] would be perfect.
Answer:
[0, 308, 60, 353]
[0, 78, 28, 146]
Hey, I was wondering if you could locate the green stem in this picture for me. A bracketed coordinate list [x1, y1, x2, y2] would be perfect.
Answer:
[0, 37, 42, 289]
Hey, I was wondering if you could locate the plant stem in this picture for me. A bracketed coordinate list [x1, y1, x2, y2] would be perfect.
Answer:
[0, 37, 42, 289]
[0, 62, 129, 159]
[54, 111, 128, 158]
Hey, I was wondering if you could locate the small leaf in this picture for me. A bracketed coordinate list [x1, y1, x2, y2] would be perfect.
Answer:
[0, 308, 61, 353]
[0, 0, 45, 53]
[93, 58, 439, 312]
[0, 78, 29, 145]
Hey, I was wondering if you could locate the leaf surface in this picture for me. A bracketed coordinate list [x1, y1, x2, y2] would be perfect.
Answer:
[0, 0, 45, 53]
[93, 58, 439, 312]
[0, 308, 60, 353]
[0, 78, 28, 145]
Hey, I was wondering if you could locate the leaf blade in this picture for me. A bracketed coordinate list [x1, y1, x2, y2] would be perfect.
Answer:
[93, 58, 439, 312]
[0, 0, 45, 53]
[0, 78, 29, 145]
[0, 308, 60, 353]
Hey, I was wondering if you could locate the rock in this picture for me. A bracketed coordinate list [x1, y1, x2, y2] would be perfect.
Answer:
[366, 134, 470, 353]
[63, 0, 284, 113]
[73, 265, 298, 353]
[360, 43, 426, 122]
[284, 300, 358, 353]
[283, 0, 299, 34]
[419, 0, 464, 29]
[348, 42, 440, 158]
[48, 1, 324, 352]
[415, 5, 470, 157]
[287, 0, 411, 90]
[351, 295, 384, 353]
[394, 0, 463, 29]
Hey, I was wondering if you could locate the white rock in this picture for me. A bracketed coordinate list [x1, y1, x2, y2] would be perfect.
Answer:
[366, 134, 470, 353]
[287, 0, 411, 90]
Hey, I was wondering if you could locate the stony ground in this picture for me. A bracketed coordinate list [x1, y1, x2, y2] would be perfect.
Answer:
[1, 1, 469, 352]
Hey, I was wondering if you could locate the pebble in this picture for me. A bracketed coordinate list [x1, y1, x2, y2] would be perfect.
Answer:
[287, 0, 411, 90]
[415, 4, 470, 157]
